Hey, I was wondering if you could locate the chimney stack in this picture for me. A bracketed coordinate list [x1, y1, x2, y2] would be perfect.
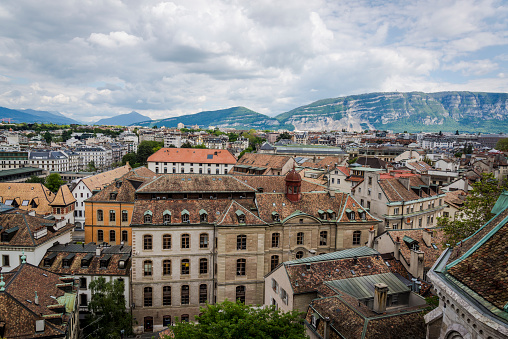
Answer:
[373, 283, 388, 313]
[367, 226, 375, 248]
[410, 249, 425, 279]
[96, 246, 102, 257]
[34, 291, 39, 305]
[422, 229, 433, 247]
[394, 238, 401, 261]
[323, 317, 331, 339]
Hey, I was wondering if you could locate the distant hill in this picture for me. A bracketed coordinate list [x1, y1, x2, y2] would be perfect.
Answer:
[134, 92, 508, 133]
[95, 111, 152, 126]
[0, 107, 81, 125]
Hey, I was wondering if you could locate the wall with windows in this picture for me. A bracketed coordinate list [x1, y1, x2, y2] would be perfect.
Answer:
[84, 201, 134, 246]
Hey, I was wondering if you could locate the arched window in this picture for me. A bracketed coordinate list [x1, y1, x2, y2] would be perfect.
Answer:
[237, 235, 247, 250]
[181, 259, 190, 275]
[319, 231, 327, 246]
[199, 209, 208, 223]
[236, 286, 245, 303]
[163, 210, 171, 224]
[109, 210, 116, 222]
[200, 233, 208, 248]
[295, 251, 304, 259]
[97, 230, 104, 242]
[144, 287, 152, 306]
[200, 258, 208, 274]
[181, 210, 189, 223]
[236, 259, 246, 276]
[97, 209, 103, 222]
[122, 210, 128, 222]
[181, 314, 189, 322]
[163, 234, 171, 249]
[144, 235, 152, 250]
[144, 210, 152, 224]
[271, 233, 280, 248]
[163, 260, 171, 275]
[163, 286, 171, 306]
[181, 285, 190, 304]
[199, 284, 207, 304]
[109, 230, 116, 243]
[143, 260, 152, 276]
[181, 234, 190, 249]
[353, 231, 361, 245]
[270, 255, 279, 271]
[297, 232, 304, 245]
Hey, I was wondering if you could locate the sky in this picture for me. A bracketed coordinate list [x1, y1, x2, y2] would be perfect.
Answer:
[0, 0, 507, 123]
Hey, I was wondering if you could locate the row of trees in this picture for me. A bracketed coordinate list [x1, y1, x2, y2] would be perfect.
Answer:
[25, 173, 65, 192]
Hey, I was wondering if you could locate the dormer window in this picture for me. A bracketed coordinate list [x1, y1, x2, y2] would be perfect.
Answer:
[115, 180, 122, 188]
[181, 210, 190, 223]
[110, 192, 117, 200]
[199, 209, 208, 223]
[44, 252, 57, 267]
[358, 209, 367, 220]
[144, 210, 152, 224]
[318, 210, 326, 220]
[235, 210, 245, 223]
[345, 209, 356, 220]
[100, 254, 112, 269]
[62, 253, 75, 268]
[163, 210, 171, 224]
[81, 253, 93, 268]
[272, 212, 280, 222]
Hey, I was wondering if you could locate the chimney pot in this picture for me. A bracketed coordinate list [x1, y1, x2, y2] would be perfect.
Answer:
[373, 283, 388, 313]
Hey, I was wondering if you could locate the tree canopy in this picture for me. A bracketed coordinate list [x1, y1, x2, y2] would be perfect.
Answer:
[276, 132, 292, 142]
[495, 138, 508, 151]
[136, 140, 163, 164]
[85, 277, 132, 339]
[437, 173, 508, 246]
[44, 173, 64, 192]
[25, 175, 45, 184]
[166, 300, 306, 339]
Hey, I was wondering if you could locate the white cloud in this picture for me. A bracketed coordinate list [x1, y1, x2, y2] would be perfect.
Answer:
[88, 31, 142, 48]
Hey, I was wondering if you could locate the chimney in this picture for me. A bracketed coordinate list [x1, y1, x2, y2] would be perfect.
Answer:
[96, 246, 102, 257]
[323, 316, 331, 339]
[410, 249, 425, 279]
[28, 210, 36, 216]
[34, 291, 39, 305]
[422, 229, 433, 247]
[421, 175, 431, 186]
[367, 226, 375, 248]
[394, 238, 401, 261]
[373, 283, 388, 313]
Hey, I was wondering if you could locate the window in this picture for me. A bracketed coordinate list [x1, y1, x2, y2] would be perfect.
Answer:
[181, 234, 190, 249]
[270, 255, 279, 271]
[200, 211, 208, 223]
[163, 212, 171, 224]
[163, 234, 172, 249]
[272, 278, 279, 292]
[80, 277, 87, 289]
[368, 188, 371, 196]
[144, 235, 152, 250]
[360, 199, 364, 206]
[109, 210, 116, 222]
[378, 192, 382, 199]
[199, 284, 207, 304]
[109, 230, 116, 243]
[163, 260, 171, 275]
[163, 315, 171, 326]
[122, 230, 128, 242]
[394, 207, 399, 215]
[144, 287, 152, 307]
[181, 285, 190, 304]
[144, 260, 152, 276]
[181, 259, 190, 275]
[271, 233, 280, 248]
[200, 233, 209, 248]
[236, 286, 245, 303]
[280, 288, 288, 305]
[368, 177, 372, 185]
[163, 286, 171, 306]
[295, 251, 304, 259]
[353, 231, 361, 245]
[97, 230, 104, 242]
[319, 231, 327, 246]
[182, 213, 189, 223]
[367, 201, 371, 209]
[200, 258, 208, 274]
[144, 212, 152, 224]
[296, 232, 304, 245]
[237, 235, 247, 250]
[419, 218, 422, 227]
[97, 210, 103, 221]
[122, 210, 128, 222]
[237, 259, 246, 276]
[181, 314, 189, 322]
[80, 293, 87, 306]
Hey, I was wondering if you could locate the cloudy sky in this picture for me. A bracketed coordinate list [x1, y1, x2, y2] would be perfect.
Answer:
[0, 0, 507, 122]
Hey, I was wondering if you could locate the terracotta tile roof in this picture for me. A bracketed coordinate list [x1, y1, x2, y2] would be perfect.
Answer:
[232, 175, 326, 193]
[216, 200, 267, 226]
[255, 192, 379, 224]
[232, 153, 292, 174]
[50, 185, 76, 206]
[122, 166, 155, 180]
[406, 161, 433, 172]
[136, 174, 256, 193]
[87, 178, 137, 203]
[355, 157, 387, 169]
[444, 189, 467, 209]
[336, 166, 350, 176]
[0, 263, 78, 338]
[386, 228, 445, 270]
[40, 243, 131, 276]
[80, 164, 132, 192]
[378, 176, 439, 202]
[0, 212, 74, 247]
[148, 148, 237, 164]
[0, 183, 54, 215]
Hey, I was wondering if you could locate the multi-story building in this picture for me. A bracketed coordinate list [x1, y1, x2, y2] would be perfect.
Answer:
[147, 148, 236, 175]
[28, 150, 70, 172]
[163, 133, 182, 148]
[129, 171, 380, 333]
[75, 146, 112, 170]
[230, 153, 294, 176]
[351, 169, 446, 232]
[0, 150, 28, 169]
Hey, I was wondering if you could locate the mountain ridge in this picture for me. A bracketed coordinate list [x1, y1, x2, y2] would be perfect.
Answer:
[94, 111, 151, 126]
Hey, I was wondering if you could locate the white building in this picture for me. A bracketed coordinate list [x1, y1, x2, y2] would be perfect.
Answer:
[75, 146, 112, 170]
[147, 148, 236, 174]
[28, 150, 70, 172]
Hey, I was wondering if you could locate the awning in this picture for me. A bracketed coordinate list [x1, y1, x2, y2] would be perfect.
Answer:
[235, 210, 245, 217]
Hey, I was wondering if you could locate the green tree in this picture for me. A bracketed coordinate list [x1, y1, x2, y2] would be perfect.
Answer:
[437, 173, 508, 246]
[25, 175, 45, 184]
[455, 130, 459, 135]
[495, 138, 508, 151]
[44, 173, 64, 192]
[85, 277, 132, 339]
[136, 140, 163, 164]
[122, 153, 137, 166]
[166, 300, 306, 339]
[276, 132, 292, 142]
[181, 142, 193, 148]
[87, 161, 97, 172]
[228, 132, 239, 142]
[43, 131, 52, 144]
[422, 156, 432, 165]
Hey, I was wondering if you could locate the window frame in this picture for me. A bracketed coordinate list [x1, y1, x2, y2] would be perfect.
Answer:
[237, 234, 247, 250]
[143, 234, 153, 250]
[236, 258, 246, 276]
[353, 231, 361, 245]
[181, 234, 190, 249]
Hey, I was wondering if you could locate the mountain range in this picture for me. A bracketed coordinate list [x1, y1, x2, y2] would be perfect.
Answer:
[94, 111, 151, 126]
[0, 107, 81, 125]
[132, 91, 508, 133]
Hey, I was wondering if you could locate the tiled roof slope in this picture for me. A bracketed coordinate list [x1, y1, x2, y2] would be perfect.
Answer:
[0, 183, 54, 214]
[87, 178, 137, 203]
[216, 201, 267, 226]
[444, 189, 467, 209]
[233, 153, 292, 173]
[232, 175, 325, 193]
[50, 185, 76, 206]
[136, 174, 256, 193]
[387, 228, 445, 269]
[255, 192, 379, 224]
[0, 212, 73, 247]
[81, 164, 132, 191]
[378, 176, 439, 202]
[147, 148, 236, 164]
[0, 263, 77, 338]
[122, 166, 155, 180]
